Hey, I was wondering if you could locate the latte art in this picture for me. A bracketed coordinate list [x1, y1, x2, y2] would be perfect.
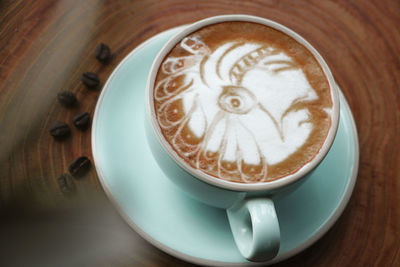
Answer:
[154, 22, 333, 183]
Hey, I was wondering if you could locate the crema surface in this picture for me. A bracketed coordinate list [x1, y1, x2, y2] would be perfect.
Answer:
[153, 22, 332, 183]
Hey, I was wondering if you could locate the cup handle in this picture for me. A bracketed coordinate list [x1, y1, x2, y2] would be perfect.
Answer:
[226, 198, 280, 262]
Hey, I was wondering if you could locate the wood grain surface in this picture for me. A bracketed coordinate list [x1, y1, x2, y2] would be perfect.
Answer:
[1, 0, 399, 266]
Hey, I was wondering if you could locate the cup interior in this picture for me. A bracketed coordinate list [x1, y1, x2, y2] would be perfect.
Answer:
[146, 14, 339, 192]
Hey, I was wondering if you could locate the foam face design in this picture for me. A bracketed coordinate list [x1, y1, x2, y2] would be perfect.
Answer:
[153, 22, 332, 183]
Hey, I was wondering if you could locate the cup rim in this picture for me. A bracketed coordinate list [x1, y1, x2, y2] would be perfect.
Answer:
[146, 14, 339, 192]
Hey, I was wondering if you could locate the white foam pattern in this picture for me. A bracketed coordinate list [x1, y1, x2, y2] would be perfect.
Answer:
[155, 35, 330, 182]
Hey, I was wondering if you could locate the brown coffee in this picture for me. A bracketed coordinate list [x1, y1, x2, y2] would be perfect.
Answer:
[152, 21, 333, 183]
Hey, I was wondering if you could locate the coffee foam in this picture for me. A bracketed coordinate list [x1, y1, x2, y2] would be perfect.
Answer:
[154, 22, 332, 183]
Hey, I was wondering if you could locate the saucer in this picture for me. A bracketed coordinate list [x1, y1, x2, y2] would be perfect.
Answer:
[92, 26, 359, 266]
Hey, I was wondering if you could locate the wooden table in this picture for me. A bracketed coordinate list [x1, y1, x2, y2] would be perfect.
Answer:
[1, 0, 399, 266]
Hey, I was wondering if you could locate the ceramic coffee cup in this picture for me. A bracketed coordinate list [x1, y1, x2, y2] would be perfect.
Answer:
[145, 15, 339, 262]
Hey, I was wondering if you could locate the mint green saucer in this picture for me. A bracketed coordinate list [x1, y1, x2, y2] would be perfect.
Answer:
[92, 26, 359, 266]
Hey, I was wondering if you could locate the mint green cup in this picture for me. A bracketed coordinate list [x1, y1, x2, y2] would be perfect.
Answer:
[145, 15, 339, 262]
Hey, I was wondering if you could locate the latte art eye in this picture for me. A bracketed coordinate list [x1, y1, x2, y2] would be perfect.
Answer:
[218, 86, 257, 114]
[230, 98, 241, 108]
[226, 96, 243, 109]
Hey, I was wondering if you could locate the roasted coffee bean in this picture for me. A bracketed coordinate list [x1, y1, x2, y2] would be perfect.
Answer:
[57, 173, 76, 194]
[73, 112, 90, 130]
[69, 156, 91, 177]
[95, 43, 111, 63]
[57, 91, 77, 107]
[49, 121, 71, 139]
[81, 72, 99, 88]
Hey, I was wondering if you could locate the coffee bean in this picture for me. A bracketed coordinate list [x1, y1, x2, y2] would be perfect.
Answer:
[73, 112, 90, 130]
[49, 121, 71, 139]
[81, 72, 99, 89]
[57, 173, 76, 194]
[57, 91, 77, 107]
[69, 156, 91, 177]
[95, 43, 111, 63]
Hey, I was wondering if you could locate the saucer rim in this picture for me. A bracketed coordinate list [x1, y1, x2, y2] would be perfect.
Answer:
[92, 26, 359, 266]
